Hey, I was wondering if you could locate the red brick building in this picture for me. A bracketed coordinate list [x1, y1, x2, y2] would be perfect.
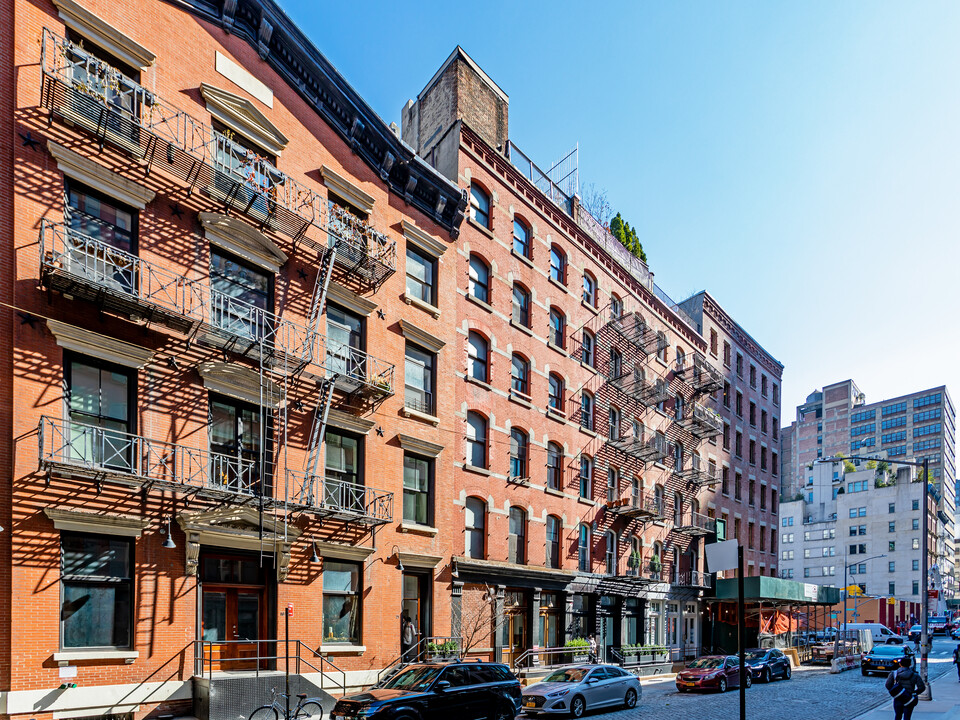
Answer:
[3, 0, 466, 716]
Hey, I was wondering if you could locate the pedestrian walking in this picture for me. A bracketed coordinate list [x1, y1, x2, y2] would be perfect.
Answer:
[885, 656, 925, 720]
[400, 610, 417, 662]
[954, 643, 960, 681]
[588, 635, 598, 664]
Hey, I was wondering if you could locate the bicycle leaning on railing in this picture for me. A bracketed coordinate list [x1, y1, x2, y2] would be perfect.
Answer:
[249, 687, 325, 720]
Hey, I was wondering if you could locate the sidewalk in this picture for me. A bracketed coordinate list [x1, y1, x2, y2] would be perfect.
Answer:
[855, 668, 960, 720]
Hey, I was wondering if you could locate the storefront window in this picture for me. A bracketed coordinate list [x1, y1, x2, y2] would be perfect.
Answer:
[322, 561, 361, 644]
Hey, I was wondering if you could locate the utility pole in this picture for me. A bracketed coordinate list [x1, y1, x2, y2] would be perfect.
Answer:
[919, 457, 930, 700]
[738, 545, 746, 720]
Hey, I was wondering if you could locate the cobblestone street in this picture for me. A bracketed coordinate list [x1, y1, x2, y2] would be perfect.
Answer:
[520, 639, 958, 720]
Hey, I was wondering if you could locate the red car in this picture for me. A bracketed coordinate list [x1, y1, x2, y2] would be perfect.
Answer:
[675, 655, 752, 693]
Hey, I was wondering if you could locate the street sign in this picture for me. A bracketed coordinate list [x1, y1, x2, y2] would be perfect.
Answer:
[705, 539, 738, 572]
[887, 597, 896, 605]
[928, 590, 939, 599]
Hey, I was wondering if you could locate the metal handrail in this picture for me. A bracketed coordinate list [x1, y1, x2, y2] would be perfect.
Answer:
[286, 471, 393, 524]
[375, 636, 463, 685]
[674, 511, 717, 534]
[41, 29, 396, 275]
[512, 645, 585, 671]
[192, 639, 346, 694]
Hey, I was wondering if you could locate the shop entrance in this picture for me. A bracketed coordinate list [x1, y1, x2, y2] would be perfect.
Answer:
[502, 591, 528, 666]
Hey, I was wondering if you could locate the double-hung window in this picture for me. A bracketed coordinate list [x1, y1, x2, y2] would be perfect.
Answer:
[209, 248, 274, 341]
[322, 561, 361, 644]
[404, 343, 435, 415]
[403, 453, 432, 526]
[405, 246, 436, 306]
[65, 354, 134, 471]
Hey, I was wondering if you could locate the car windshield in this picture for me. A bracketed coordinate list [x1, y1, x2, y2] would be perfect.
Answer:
[871, 647, 903, 656]
[745, 650, 768, 661]
[543, 668, 589, 683]
[382, 666, 443, 691]
[911, 626, 921, 631]
[688, 657, 724, 669]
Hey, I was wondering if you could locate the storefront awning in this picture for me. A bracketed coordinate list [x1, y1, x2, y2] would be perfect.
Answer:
[453, 556, 576, 590]
[710, 576, 841, 606]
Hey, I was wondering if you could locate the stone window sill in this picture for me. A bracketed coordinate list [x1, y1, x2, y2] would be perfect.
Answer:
[465, 375, 493, 392]
[464, 464, 492, 477]
[581, 300, 599, 315]
[319, 645, 366, 654]
[547, 341, 568, 358]
[546, 408, 567, 424]
[466, 293, 494, 314]
[403, 292, 441, 319]
[510, 319, 534, 336]
[512, 250, 534, 268]
[400, 522, 439, 536]
[54, 650, 139, 663]
[548, 277, 568, 294]
[468, 217, 495, 239]
[401, 406, 440, 427]
[509, 392, 533, 409]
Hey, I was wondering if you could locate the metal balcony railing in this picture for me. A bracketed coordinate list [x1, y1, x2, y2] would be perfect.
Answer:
[673, 511, 717, 536]
[403, 386, 434, 415]
[684, 354, 724, 394]
[40, 29, 396, 282]
[604, 312, 660, 355]
[675, 570, 711, 588]
[286, 471, 393, 525]
[605, 492, 666, 522]
[678, 458, 721, 488]
[676, 403, 724, 439]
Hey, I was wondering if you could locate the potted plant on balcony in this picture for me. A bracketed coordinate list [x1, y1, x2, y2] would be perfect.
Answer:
[565, 638, 589, 663]
[649, 554, 662, 578]
[627, 551, 642, 572]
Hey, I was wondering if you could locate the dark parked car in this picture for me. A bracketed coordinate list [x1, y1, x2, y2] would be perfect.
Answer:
[330, 662, 521, 720]
[675, 655, 751, 693]
[861, 644, 915, 676]
[907, 625, 922, 642]
[744, 648, 792, 682]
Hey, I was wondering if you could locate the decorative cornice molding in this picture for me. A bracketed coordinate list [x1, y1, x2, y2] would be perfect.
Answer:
[198, 361, 280, 407]
[327, 409, 375, 435]
[48, 141, 155, 209]
[53, 0, 156, 69]
[47, 319, 154, 368]
[314, 540, 375, 562]
[397, 551, 444, 569]
[398, 319, 445, 354]
[397, 433, 444, 458]
[701, 292, 783, 377]
[200, 82, 289, 156]
[326, 282, 376, 317]
[161, 0, 466, 237]
[199, 211, 287, 272]
[321, 165, 375, 215]
[401, 219, 447, 258]
[44, 507, 150, 537]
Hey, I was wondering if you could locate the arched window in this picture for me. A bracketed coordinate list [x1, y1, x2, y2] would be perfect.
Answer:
[676, 347, 686, 371]
[579, 454, 593, 498]
[582, 271, 597, 306]
[607, 466, 619, 503]
[549, 307, 566, 349]
[470, 184, 490, 228]
[581, 330, 595, 367]
[512, 283, 531, 327]
[547, 441, 563, 490]
[578, 524, 591, 572]
[653, 484, 664, 513]
[652, 541, 663, 578]
[608, 405, 621, 441]
[610, 294, 623, 321]
[509, 506, 527, 564]
[467, 331, 488, 383]
[630, 477, 641, 506]
[548, 373, 564, 412]
[675, 394, 684, 421]
[605, 530, 617, 575]
[580, 391, 594, 431]
[546, 515, 562, 569]
[629, 534, 641, 576]
[513, 217, 531, 258]
[511, 353, 530, 396]
[656, 332, 668, 362]
[674, 441, 684, 470]
[466, 411, 487, 468]
[549, 245, 566, 283]
[465, 497, 486, 558]
[468, 254, 490, 303]
[674, 492, 684, 525]
[609, 347, 623, 380]
[510, 427, 528, 479]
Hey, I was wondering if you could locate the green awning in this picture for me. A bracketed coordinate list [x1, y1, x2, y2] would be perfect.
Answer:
[712, 576, 841, 606]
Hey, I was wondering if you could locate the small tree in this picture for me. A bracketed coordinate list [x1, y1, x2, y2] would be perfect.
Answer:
[457, 584, 510, 656]
[579, 182, 612, 225]
[843, 460, 856, 474]
[609, 212, 647, 263]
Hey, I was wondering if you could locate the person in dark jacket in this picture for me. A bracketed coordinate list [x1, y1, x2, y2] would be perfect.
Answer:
[885, 656, 925, 720]
[954, 643, 960, 680]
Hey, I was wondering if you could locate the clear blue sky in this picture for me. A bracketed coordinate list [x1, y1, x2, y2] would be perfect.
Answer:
[285, 0, 960, 419]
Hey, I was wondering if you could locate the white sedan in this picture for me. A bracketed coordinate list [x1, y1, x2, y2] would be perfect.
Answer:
[520, 665, 641, 718]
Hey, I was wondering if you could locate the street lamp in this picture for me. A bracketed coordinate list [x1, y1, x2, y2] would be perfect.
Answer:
[820, 454, 932, 700]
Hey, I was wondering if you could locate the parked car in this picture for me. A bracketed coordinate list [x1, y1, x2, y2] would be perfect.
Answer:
[951, 626, 960, 640]
[839, 623, 903, 645]
[330, 661, 521, 720]
[908, 625, 922, 642]
[675, 655, 751, 693]
[861, 644, 915, 676]
[744, 648, 792, 682]
[520, 664, 640, 718]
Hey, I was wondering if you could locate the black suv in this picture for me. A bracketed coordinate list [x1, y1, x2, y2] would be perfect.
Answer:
[330, 661, 521, 720]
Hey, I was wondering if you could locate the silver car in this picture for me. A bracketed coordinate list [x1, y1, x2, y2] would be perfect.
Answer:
[520, 664, 641, 718]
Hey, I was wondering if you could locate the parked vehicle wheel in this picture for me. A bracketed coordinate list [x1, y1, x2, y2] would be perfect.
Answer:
[249, 707, 279, 720]
[717, 678, 727, 693]
[783, 664, 792, 680]
[624, 688, 638, 709]
[762, 668, 771, 683]
[861, 668, 870, 676]
[570, 694, 586, 718]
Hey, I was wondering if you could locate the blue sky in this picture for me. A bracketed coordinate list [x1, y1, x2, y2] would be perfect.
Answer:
[286, 1, 960, 418]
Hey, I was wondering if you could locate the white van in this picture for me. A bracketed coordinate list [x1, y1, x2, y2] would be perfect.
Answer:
[839, 623, 903, 645]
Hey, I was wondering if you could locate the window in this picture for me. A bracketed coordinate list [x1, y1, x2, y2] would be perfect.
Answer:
[723, 382, 731, 407]
[761, 410, 767, 434]
[467, 331, 489, 383]
[405, 245, 436, 306]
[609, 406, 621, 441]
[210, 247, 274, 341]
[581, 392, 595, 431]
[212, 395, 271, 495]
[735, 353, 744, 377]
[466, 411, 487, 468]
[723, 341, 732, 367]
[722, 466, 730, 495]
[913, 559, 919, 571]
[749, 440, 756, 465]
[889, 582, 896, 596]
[675, 347, 686, 372]
[547, 442, 563, 490]
[402, 453, 432, 526]
[656, 332, 667, 362]
[60, 532, 133, 649]
[548, 373, 564, 413]
[912, 581, 919, 595]
[470, 184, 490, 228]
[546, 516, 562, 569]
[723, 422, 731, 450]
[578, 524, 591, 572]
[510, 428, 529, 479]
[581, 330, 595, 367]
[508, 507, 527, 564]
[749, 365, 757, 388]
[405, 342, 435, 415]
[511, 354, 530, 396]
[579, 455, 593, 498]
[749, 402, 757, 426]
[772, 384, 779, 405]
[912, 499, 920, 511]
[513, 218, 531, 257]
[760, 484, 767, 510]
[735, 472, 742, 501]
[468, 254, 490, 303]
[710, 329, 718, 356]
[65, 355, 135, 471]
[465, 497, 486, 558]
[735, 431, 743, 458]
[912, 518, 919, 530]
[773, 420, 779, 440]
[673, 441, 684, 471]
[888, 561, 896, 573]
[66, 180, 137, 259]
[326, 304, 364, 380]
[772, 453, 778, 477]
[889, 541, 896, 551]
[582, 271, 597, 306]
[512, 283, 531, 327]
[549, 245, 566, 283]
[607, 467, 619, 503]
[889, 521, 896, 533]
[322, 560, 361, 644]
[736, 391, 743, 417]
[549, 307, 566, 348]
[748, 479, 756, 506]
[610, 294, 623, 321]
[604, 531, 616, 575]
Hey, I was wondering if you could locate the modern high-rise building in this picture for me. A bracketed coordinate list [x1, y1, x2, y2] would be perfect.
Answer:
[781, 381, 956, 595]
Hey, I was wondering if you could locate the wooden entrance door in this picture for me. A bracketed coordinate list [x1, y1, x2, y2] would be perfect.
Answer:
[202, 587, 265, 670]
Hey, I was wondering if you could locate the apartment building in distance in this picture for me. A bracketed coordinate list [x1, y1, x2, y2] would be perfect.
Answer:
[3, 0, 467, 716]
[677, 293, 784, 579]
[778, 464, 948, 613]
[781, 381, 957, 595]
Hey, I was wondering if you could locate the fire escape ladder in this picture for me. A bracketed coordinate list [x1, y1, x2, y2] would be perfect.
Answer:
[305, 243, 339, 364]
[304, 378, 336, 481]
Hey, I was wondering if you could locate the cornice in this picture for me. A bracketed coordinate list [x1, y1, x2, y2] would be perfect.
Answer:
[701, 293, 783, 377]
[163, 0, 466, 238]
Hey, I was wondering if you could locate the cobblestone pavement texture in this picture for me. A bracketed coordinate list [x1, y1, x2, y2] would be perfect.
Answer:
[517, 638, 958, 720]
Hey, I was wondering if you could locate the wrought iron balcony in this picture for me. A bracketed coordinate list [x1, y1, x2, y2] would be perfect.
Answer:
[605, 492, 666, 522]
[674, 570, 711, 588]
[604, 312, 660, 355]
[672, 511, 717, 536]
[39, 30, 396, 281]
[324, 341, 395, 398]
[676, 403, 724, 439]
[637, 379, 672, 407]
[286, 471, 393, 525]
[683, 354, 724, 394]
[619, 433, 670, 464]
[678, 458, 721, 488]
